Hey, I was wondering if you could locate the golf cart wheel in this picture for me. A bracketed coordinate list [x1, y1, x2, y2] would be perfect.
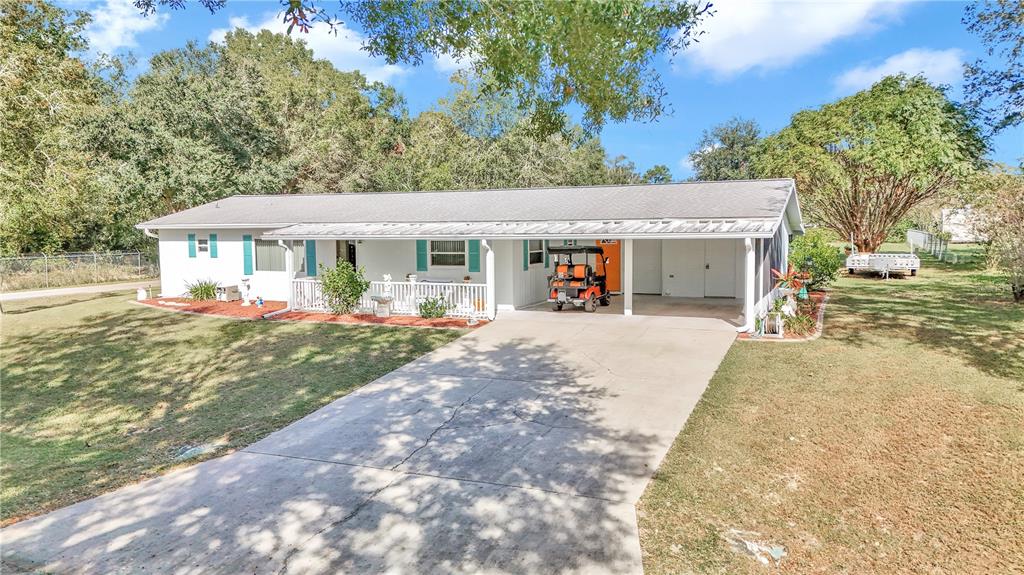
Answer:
[552, 303, 563, 311]
[848, 268, 855, 275]
[910, 269, 917, 276]
[599, 295, 611, 306]
[584, 293, 597, 312]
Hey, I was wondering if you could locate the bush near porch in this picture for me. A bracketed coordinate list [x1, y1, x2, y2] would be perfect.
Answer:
[639, 243, 1024, 574]
[0, 292, 462, 525]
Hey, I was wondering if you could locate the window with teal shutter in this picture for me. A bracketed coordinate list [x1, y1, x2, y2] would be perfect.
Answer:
[544, 240, 550, 268]
[467, 240, 480, 272]
[305, 241, 317, 276]
[209, 234, 218, 258]
[522, 240, 529, 271]
[416, 240, 428, 272]
[242, 235, 253, 275]
[187, 233, 197, 258]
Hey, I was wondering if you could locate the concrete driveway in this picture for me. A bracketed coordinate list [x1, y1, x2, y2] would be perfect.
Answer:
[2, 311, 736, 574]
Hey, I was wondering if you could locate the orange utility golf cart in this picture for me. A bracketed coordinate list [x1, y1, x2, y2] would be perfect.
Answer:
[547, 245, 612, 312]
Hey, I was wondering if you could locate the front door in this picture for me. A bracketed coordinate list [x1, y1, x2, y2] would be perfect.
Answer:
[598, 240, 621, 292]
[703, 240, 736, 297]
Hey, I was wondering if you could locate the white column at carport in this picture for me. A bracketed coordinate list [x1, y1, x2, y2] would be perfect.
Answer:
[482, 239, 496, 320]
[739, 237, 755, 333]
[623, 238, 634, 316]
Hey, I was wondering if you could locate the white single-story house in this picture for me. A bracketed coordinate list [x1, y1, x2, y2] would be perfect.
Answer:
[137, 179, 803, 331]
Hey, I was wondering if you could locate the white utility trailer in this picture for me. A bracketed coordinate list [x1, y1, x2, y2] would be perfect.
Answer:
[846, 252, 920, 276]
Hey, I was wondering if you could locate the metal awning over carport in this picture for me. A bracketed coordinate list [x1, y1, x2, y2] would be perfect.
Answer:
[259, 217, 779, 240]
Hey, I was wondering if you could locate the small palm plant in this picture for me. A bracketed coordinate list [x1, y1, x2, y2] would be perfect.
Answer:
[185, 279, 219, 300]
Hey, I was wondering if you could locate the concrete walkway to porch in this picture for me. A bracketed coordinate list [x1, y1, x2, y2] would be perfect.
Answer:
[1, 311, 736, 574]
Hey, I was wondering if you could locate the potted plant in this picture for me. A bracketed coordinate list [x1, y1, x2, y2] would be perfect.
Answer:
[463, 275, 472, 284]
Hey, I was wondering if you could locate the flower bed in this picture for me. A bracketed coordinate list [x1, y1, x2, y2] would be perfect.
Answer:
[138, 298, 483, 328]
[738, 291, 828, 342]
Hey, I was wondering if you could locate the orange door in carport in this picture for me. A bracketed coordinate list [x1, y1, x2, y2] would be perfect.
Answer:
[598, 240, 621, 292]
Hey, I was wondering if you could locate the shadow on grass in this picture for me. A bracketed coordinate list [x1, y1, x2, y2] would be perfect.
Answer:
[2, 315, 655, 572]
[1, 304, 460, 524]
[828, 253, 1024, 381]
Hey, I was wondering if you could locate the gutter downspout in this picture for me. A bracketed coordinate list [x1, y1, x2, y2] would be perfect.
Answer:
[262, 239, 294, 319]
[737, 237, 755, 333]
[143, 228, 158, 239]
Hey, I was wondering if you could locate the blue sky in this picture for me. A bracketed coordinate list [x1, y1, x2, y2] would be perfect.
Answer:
[71, 0, 1022, 179]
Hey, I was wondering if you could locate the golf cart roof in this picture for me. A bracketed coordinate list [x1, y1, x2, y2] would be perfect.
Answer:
[547, 245, 605, 255]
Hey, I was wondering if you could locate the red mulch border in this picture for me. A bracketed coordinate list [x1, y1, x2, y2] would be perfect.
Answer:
[137, 298, 483, 329]
[737, 290, 829, 342]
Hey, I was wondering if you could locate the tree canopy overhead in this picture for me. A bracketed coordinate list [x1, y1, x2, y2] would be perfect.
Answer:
[756, 75, 987, 253]
[963, 0, 1023, 134]
[2, 1, 662, 255]
[131, 0, 711, 133]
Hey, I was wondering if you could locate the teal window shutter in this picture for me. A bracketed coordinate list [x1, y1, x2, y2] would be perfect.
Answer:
[467, 240, 481, 273]
[544, 240, 550, 268]
[522, 240, 529, 271]
[209, 234, 218, 258]
[416, 240, 429, 272]
[305, 240, 317, 276]
[242, 235, 253, 275]
[187, 233, 197, 258]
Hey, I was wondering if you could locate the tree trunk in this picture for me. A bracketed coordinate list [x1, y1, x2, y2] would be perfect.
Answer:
[1012, 281, 1024, 303]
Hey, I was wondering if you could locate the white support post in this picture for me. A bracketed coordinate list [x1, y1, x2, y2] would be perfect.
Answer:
[482, 239, 496, 320]
[279, 240, 295, 309]
[623, 238, 634, 316]
[738, 237, 755, 333]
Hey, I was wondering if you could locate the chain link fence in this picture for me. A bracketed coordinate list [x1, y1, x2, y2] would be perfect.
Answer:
[0, 251, 158, 292]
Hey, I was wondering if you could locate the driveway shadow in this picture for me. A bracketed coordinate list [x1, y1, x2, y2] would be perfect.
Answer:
[3, 333, 665, 574]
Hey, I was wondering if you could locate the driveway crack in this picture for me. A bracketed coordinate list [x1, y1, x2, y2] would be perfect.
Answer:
[390, 382, 492, 472]
[276, 474, 400, 575]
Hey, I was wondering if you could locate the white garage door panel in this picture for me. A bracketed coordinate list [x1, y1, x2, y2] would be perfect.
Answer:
[704, 240, 736, 297]
[633, 239, 662, 294]
[661, 240, 704, 297]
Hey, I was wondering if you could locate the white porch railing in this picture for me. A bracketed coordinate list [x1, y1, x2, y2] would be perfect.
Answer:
[292, 278, 489, 320]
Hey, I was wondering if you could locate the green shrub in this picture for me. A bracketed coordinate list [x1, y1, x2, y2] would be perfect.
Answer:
[418, 295, 452, 318]
[790, 228, 843, 290]
[185, 279, 218, 300]
[319, 262, 370, 314]
[887, 218, 916, 242]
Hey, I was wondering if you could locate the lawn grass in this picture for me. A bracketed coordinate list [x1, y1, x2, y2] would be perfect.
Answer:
[639, 243, 1024, 574]
[0, 292, 462, 525]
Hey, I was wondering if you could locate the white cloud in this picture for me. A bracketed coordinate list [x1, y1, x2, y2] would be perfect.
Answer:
[433, 52, 477, 74]
[208, 12, 406, 83]
[683, 0, 910, 77]
[86, 0, 168, 54]
[834, 48, 964, 93]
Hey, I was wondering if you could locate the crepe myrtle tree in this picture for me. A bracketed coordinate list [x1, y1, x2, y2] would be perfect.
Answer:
[131, 0, 711, 134]
[755, 75, 987, 253]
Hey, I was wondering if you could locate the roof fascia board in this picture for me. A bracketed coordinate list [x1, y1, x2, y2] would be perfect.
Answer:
[134, 223, 294, 230]
[259, 232, 776, 240]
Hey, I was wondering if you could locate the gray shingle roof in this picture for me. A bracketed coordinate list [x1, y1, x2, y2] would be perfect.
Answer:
[137, 180, 797, 231]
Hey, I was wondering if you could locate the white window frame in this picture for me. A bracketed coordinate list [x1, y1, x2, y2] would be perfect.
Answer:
[430, 240, 466, 267]
[528, 240, 544, 265]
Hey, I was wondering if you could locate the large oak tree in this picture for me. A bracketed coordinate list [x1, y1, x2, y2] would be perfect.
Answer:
[755, 75, 987, 253]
